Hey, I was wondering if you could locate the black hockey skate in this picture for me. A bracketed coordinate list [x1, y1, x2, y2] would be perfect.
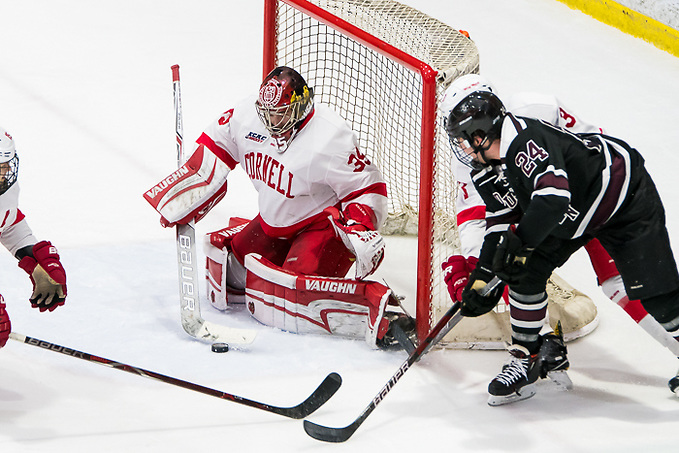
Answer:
[488, 329, 572, 406]
[376, 312, 417, 351]
[537, 326, 573, 390]
[487, 344, 540, 406]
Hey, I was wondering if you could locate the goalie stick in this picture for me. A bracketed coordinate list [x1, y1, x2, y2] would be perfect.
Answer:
[303, 276, 501, 442]
[10, 332, 340, 419]
[171, 64, 256, 344]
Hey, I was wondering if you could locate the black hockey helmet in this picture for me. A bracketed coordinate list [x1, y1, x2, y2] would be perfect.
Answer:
[444, 90, 506, 169]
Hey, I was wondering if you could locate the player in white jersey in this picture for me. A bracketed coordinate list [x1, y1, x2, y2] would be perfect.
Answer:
[0, 126, 68, 349]
[145, 67, 413, 349]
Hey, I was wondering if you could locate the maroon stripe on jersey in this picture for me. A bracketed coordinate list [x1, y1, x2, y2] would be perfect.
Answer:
[196, 133, 239, 169]
[486, 209, 521, 230]
[507, 113, 525, 133]
[588, 148, 628, 230]
[534, 171, 569, 192]
[340, 182, 388, 204]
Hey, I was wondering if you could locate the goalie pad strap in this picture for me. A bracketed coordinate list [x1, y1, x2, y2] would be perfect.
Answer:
[144, 145, 229, 224]
[244, 253, 391, 346]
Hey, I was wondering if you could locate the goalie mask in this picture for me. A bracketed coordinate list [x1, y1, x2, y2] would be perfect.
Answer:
[0, 127, 19, 196]
[256, 66, 314, 148]
[441, 74, 505, 169]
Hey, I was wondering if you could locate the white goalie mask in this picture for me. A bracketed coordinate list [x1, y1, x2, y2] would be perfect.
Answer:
[0, 127, 19, 195]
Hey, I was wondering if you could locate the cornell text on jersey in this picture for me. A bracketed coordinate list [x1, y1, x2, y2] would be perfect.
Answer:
[243, 151, 294, 198]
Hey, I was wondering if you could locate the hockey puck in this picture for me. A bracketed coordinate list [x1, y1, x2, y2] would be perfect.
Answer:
[211, 343, 229, 353]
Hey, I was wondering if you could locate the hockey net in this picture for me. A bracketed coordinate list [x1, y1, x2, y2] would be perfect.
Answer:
[263, 0, 600, 348]
[263, 0, 479, 343]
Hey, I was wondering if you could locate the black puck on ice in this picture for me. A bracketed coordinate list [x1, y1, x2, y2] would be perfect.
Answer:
[211, 342, 229, 353]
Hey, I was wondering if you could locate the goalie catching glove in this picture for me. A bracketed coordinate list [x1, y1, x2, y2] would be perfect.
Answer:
[143, 145, 229, 227]
[18, 241, 67, 312]
[325, 205, 385, 279]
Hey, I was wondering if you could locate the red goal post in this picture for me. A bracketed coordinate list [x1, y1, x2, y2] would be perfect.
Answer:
[262, 0, 480, 341]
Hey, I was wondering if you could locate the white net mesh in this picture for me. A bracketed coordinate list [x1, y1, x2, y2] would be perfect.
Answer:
[270, 0, 479, 337]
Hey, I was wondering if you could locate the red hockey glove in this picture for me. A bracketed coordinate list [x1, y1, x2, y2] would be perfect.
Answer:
[0, 296, 10, 348]
[442, 255, 479, 303]
[18, 241, 67, 312]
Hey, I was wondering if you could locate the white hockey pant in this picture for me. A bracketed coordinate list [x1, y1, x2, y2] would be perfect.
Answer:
[244, 253, 392, 347]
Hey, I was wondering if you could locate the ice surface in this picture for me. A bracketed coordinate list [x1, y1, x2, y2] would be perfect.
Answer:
[1, 1, 678, 452]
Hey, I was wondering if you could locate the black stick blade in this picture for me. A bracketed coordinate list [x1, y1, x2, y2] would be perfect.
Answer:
[303, 418, 361, 443]
[273, 372, 342, 419]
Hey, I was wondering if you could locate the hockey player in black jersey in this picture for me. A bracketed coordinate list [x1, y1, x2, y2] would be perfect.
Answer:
[444, 84, 679, 405]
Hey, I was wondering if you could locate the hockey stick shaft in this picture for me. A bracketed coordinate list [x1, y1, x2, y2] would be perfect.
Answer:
[170, 65, 256, 344]
[10, 332, 340, 418]
[303, 277, 502, 442]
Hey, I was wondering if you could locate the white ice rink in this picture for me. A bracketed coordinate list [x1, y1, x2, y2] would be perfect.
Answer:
[1, 0, 678, 451]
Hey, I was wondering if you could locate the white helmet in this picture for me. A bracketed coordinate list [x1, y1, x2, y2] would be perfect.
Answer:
[440, 74, 505, 169]
[439, 73, 497, 117]
[0, 127, 16, 163]
[0, 126, 19, 195]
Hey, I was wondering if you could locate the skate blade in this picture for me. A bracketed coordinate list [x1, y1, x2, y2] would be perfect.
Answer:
[547, 370, 573, 391]
[487, 383, 536, 406]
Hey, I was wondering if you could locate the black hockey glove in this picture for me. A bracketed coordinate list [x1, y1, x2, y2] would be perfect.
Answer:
[460, 266, 505, 317]
[492, 228, 534, 285]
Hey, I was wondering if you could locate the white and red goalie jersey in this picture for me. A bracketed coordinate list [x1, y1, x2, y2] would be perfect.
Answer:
[195, 96, 388, 237]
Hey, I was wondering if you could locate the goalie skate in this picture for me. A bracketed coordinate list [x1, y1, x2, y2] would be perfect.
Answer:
[441, 272, 598, 349]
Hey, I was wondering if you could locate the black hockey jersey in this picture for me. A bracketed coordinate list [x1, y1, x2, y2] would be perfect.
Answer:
[472, 114, 644, 255]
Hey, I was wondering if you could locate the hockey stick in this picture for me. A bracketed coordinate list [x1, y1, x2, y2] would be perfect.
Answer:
[10, 332, 340, 419]
[303, 276, 501, 442]
[171, 64, 256, 344]
[393, 276, 502, 355]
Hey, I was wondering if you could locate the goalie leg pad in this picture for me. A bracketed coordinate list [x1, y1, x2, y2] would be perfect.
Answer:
[204, 218, 250, 310]
[244, 253, 391, 346]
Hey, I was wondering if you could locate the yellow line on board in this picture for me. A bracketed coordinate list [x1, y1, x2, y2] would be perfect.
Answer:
[555, 0, 679, 57]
